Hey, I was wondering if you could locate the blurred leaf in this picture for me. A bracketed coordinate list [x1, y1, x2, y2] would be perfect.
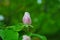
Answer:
[3, 29, 18, 40]
[6, 23, 24, 31]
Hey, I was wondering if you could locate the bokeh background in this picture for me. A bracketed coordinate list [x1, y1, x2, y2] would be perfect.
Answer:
[0, 0, 60, 40]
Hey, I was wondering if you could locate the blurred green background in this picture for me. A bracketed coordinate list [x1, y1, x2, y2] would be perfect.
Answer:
[0, 0, 60, 40]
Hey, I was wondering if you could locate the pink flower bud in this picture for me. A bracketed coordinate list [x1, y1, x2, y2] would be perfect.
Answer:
[23, 12, 31, 25]
[22, 35, 31, 40]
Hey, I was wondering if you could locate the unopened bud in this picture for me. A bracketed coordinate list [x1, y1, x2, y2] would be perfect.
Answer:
[0, 15, 4, 21]
[23, 12, 31, 25]
[37, 0, 42, 4]
[22, 35, 31, 40]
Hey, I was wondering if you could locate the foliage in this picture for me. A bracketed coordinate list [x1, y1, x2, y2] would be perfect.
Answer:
[0, 0, 60, 40]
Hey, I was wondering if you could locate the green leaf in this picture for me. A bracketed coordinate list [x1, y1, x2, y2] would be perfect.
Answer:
[0, 29, 4, 39]
[6, 23, 24, 31]
[3, 29, 19, 40]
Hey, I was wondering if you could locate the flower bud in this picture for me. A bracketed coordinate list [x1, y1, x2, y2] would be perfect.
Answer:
[23, 12, 31, 25]
[0, 15, 4, 21]
[37, 0, 42, 4]
[22, 35, 31, 40]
